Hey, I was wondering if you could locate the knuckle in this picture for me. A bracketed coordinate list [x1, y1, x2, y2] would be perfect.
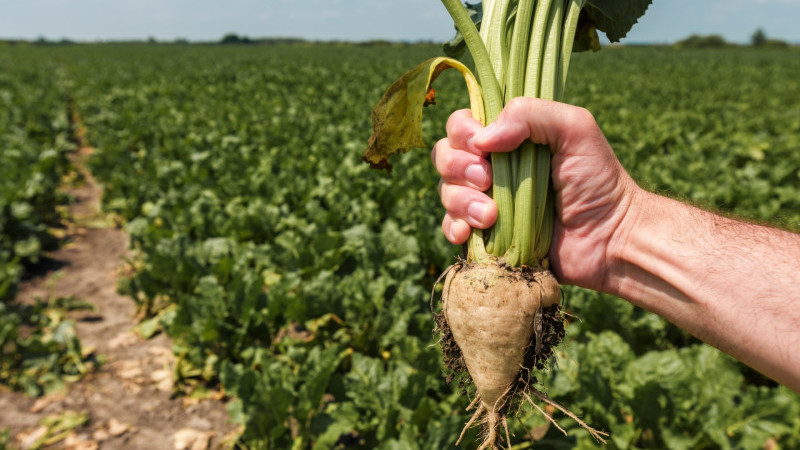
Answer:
[447, 109, 481, 147]
[445, 110, 468, 134]
[439, 183, 466, 213]
[569, 106, 597, 133]
[438, 148, 471, 181]
[431, 138, 444, 166]
[449, 108, 473, 125]
[504, 97, 531, 116]
[573, 106, 595, 124]
[442, 152, 463, 179]
[572, 109, 607, 149]
[432, 139, 455, 176]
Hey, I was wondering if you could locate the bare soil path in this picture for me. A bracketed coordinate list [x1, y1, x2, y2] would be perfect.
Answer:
[0, 147, 238, 449]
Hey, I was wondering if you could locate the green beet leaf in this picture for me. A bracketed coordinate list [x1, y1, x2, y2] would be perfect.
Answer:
[584, 0, 654, 42]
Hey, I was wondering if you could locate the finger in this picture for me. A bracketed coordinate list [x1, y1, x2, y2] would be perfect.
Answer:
[438, 180, 497, 229]
[471, 97, 600, 154]
[445, 109, 487, 156]
[442, 214, 471, 245]
[431, 138, 492, 191]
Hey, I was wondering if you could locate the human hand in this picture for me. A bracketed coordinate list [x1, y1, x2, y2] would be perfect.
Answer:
[431, 97, 641, 292]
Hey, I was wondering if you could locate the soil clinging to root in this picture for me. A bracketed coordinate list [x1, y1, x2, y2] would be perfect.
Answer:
[433, 260, 605, 449]
[434, 299, 564, 390]
[433, 260, 564, 391]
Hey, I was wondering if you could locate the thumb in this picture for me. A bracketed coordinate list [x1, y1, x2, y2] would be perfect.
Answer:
[471, 97, 594, 154]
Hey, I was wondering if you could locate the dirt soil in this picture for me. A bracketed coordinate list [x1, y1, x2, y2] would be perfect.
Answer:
[0, 147, 239, 449]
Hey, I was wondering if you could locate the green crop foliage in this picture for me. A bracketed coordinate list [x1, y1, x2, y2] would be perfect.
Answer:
[3, 43, 799, 448]
[0, 48, 96, 396]
[0, 50, 75, 302]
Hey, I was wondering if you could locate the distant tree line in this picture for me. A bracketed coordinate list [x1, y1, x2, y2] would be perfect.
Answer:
[218, 33, 308, 45]
[674, 28, 789, 49]
[750, 28, 789, 48]
[220, 33, 254, 44]
[3, 29, 793, 48]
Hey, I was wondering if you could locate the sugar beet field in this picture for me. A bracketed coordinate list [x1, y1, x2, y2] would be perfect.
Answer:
[2, 43, 800, 448]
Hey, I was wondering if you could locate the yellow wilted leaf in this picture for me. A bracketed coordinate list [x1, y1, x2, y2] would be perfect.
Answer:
[363, 57, 484, 172]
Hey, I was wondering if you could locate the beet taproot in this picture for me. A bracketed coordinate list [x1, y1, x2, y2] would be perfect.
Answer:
[435, 260, 605, 449]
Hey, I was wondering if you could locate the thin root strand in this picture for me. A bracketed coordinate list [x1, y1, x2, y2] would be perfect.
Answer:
[523, 392, 567, 437]
[528, 388, 609, 444]
[456, 404, 485, 446]
[466, 394, 481, 412]
[476, 412, 498, 450]
[502, 415, 511, 449]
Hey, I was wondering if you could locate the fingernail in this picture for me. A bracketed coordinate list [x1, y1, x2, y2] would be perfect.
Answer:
[467, 202, 489, 223]
[465, 164, 488, 188]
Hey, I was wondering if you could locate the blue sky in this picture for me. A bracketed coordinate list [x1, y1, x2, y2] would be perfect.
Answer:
[1, 0, 799, 44]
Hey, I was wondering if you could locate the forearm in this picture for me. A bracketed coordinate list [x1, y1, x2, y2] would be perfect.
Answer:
[607, 188, 800, 392]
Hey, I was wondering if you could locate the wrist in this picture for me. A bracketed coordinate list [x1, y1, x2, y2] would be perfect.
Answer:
[603, 188, 703, 323]
[603, 186, 669, 301]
